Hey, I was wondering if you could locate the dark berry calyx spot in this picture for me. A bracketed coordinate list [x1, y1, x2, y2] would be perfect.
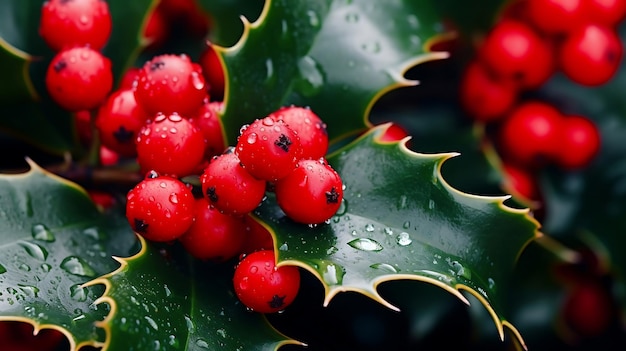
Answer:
[134, 218, 148, 233]
[606, 50, 617, 63]
[113, 126, 134, 143]
[325, 187, 339, 204]
[206, 186, 218, 202]
[268, 294, 286, 309]
[274, 134, 292, 152]
[54, 60, 67, 73]
[150, 61, 165, 71]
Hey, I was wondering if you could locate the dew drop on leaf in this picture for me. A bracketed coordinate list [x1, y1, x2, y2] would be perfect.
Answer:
[396, 232, 412, 246]
[19, 241, 48, 261]
[145, 316, 159, 330]
[18, 284, 39, 298]
[31, 224, 55, 242]
[348, 238, 383, 252]
[365, 223, 375, 232]
[70, 284, 87, 302]
[196, 339, 210, 349]
[60, 256, 97, 277]
[370, 263, 398, 273]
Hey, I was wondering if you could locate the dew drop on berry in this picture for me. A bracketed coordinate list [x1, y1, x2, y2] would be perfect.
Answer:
[250, 266, 258, 274]
[155, 113, 166, 122]
[190, 71, 205, 90]
[79, 15, 89, 25]
[246, 133, 258, 144]
[169, 193, 179, 204]
[164, 210, 172, 218]
[262, 117, 274, 126]
[170, 127, 178, 134]
[169, 113, 182, 122]
[80, 50, 91, 60]
[239, 276, 249, 290]
[159, 182, 167, 188]
[148, 196, 155, 202]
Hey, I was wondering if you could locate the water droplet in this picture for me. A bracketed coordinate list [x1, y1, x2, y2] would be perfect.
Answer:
[345, 12, 359, 22]
[318, 261, 344, 285]
[326, 246, 338, 255]
[190, 71, 205, 90]
[370, 263, 398, 273]
[169, 335, 178, 347]
[169, 193, 179, 204]
[79, 15, 89, 25]
[265, 58, 274, 84]
[307, 10, 320, 27]
[279, 242, 289, 251]
[407, 14, 420, 28]
[365, 224, 375, 232]
[384, 227, 393, 235]
[164, 284, 172, 297]
[239, 276, 249, 290]
[217, 328, 227, 338]
[196, 339, 210, 349]
[396, 232, 412, 246]
[185, 315, 195, 332]
[402, 221, 411, 229]
[60, 256, 96, 277]
[73, 314, 86, 322]
[70, 284, 87, 302]
[145, 316, 159, 330]
[488, 277, 496, 290]
[348, 238, 383, 252]
[361, 41, 381, 54]
[31, 224, 55, 242]
[246, 132, 258, 144]
[19, 241, 48, 261]
[295, 56, 325, 97]
[428, 199, 435, 210]
[18, 284, 39, 298]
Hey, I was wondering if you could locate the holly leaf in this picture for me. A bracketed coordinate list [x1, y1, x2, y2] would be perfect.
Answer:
[217, 0, 451, 145]
[197, 0, 265, 47]
[90, 239, 302, 351]
[255, 124, 540, 347]
[0, 159, 139, 350]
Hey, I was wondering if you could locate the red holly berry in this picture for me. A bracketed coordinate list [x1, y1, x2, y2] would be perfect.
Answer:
[562, 280, 614, 337]
[501, 163, 539, 201]
[133, 54, 208, 117]
[190, 100, 226, 158]
[39, 0, 112, 52]
[143, 5, 169, 52]
[119, 67, 140, 90]
[135, 113, 206, 177]
[99, 145, 120, 166]
[45, 46, 113, 111]
[585, 0, 626, 27]
[557, 23, 623, 86]
[125, 174, 195, 242]
[199, 44, 225, 100]
[275, 158, 343, 225]
[555, 115, 601, 170]
[460, 61, 519, 122]
[233, 249, 301, 313]
[200, 150, 267, 215]
[526, 0, 588, 35]
[498, 101, 563, 168]
[96, 89, 149, 157]
[269, 106, 328, 159]
[178, 197, 248, 262]
[379, 123, 409, 142]
[478, 20, 554, 89]
[240, 214, 275, 254]
[236, 117, 303, 181]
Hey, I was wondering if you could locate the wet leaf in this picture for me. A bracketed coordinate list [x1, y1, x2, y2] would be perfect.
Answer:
[256, 124, 540, 347]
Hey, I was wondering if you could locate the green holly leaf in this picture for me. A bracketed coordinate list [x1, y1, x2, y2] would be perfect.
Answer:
[197, 0, 265, 47]
[255, 124, 540, 347]
[0, 159, 139, 350]
[217, 0, 451, 145]
[91, 239, 301, 351]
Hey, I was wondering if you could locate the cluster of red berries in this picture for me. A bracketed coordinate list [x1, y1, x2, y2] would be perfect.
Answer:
[39, 0, 317, 314]
[460, 0, 620, 202]
[41, 0, 114, 112]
